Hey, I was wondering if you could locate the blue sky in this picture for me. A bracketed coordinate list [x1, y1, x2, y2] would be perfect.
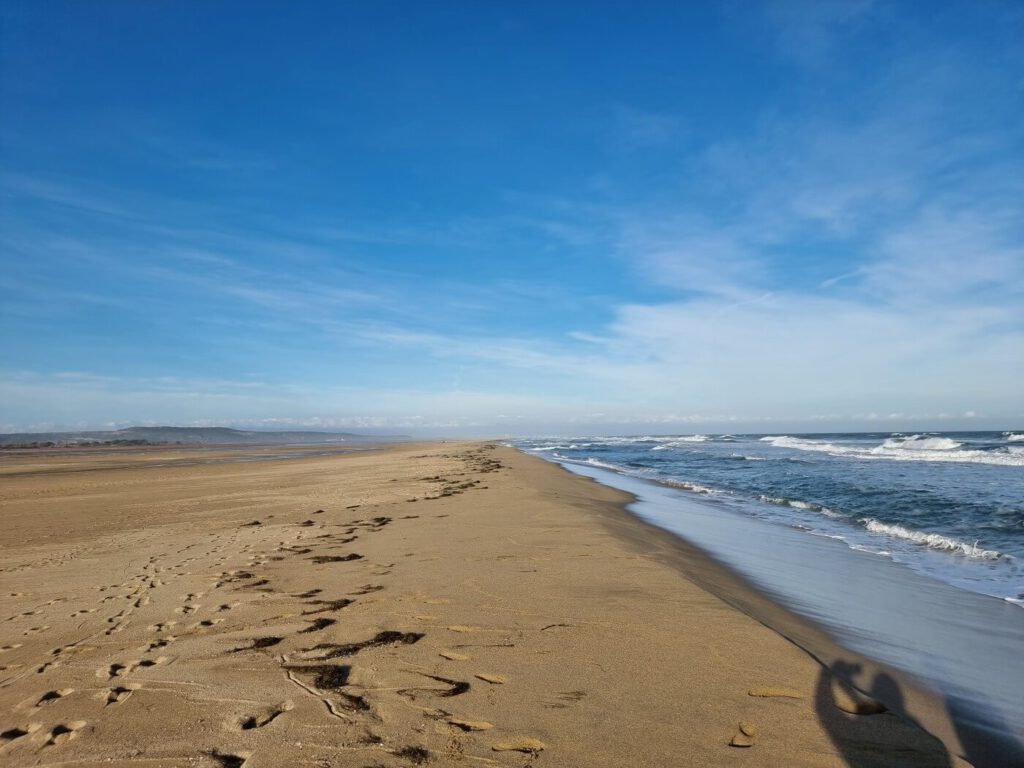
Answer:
[1, 1, 1022, 435]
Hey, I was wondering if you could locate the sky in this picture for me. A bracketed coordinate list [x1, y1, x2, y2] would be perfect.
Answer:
[1, 1, 1022, 436]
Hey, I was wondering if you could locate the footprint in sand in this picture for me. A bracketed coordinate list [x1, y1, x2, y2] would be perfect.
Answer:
[294, 631, 423, 661]
[209, 750, 251, 767]
[1, 723, 42, 743]
[543, 690, 586, 709]
[350, 584, 385, 595]
[299, 617, 336, 633]
[105, 684, 139, 705]
[232, 700, 294, 730]
[492, 737, 545, 754]
[309, 554, 363, 564]
[397, 673, 471, 700]
[99, 656, 169, 678]
[230, 637, 283, 653]
[448, 716, 493, 731]
[142, 636, 175, 652]
[301, 598, 354, 615]
[35, 688, 73, 707]
[44, 720, 88, 746]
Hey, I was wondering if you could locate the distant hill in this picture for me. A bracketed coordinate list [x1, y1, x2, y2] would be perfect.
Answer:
[0, 426, 407, 448]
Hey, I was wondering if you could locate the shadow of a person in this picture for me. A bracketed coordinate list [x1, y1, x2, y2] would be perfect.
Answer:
[815, 661, 953, 768]
[943, 690, 1024, 768]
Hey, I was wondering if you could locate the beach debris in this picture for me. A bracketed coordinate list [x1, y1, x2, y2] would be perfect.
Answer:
[830, 683, 887, 715]
[493, 737, 545, 754]
[474, 673, 508, 684]
[439, 650, 469, 661]
[748, 686, 803, 699]
[447, 625, 479, 633]
[730, 721, 758, 747]
[449, 716, 493, 731]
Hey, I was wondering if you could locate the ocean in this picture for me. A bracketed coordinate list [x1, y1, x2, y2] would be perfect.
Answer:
[518, 431, 1024, 604]
[515, 431, 1024, 762]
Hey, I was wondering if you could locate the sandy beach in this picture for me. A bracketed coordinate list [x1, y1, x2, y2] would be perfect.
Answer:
[0, 442, 967, 767]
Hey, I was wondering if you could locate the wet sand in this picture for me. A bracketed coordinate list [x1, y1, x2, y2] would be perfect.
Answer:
[0, 442, 966, 766]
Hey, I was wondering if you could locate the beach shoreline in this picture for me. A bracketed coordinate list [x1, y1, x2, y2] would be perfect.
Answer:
[0, 441, 975, 766]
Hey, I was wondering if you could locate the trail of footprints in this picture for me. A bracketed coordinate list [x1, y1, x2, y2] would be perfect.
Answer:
[0, 446, 535, 764]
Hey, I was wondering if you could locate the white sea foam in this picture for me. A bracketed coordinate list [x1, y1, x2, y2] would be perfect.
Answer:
[881, 435, 962, 451]
[651, 435, 710, 450]
[1005, 433, 1024, 442]
[860, 518, 1004, 560]
[759, 495, 842, 518]
[527, 443, 592, 452]
[662, 479, 716, 495]
[760, 435, 1024, 466]
[579, 456, 628, 471]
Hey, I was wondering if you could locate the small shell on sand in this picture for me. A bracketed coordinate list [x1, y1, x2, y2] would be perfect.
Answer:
[730, 721, 759, 747]
[831, 685, 887, 715]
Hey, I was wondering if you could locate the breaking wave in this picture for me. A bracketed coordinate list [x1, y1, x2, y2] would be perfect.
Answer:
[651, 435, 710, 450]
[880, 435, 961, 451]
[760, 435, 1024, 466]
[759, 495, 842, 518]
[662, 479, 716, 495]
[859, 518, 1004, 560]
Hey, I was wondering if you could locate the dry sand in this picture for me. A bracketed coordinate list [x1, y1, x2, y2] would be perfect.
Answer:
[0, 442, 967, 767]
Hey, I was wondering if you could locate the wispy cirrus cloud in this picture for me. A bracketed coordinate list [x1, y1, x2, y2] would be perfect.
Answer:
[1, 1, 1021, 433]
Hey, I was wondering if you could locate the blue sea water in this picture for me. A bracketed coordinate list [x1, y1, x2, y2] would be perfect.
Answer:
[515, 431, 1024, 762]
[517, 431, 1024, 603]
